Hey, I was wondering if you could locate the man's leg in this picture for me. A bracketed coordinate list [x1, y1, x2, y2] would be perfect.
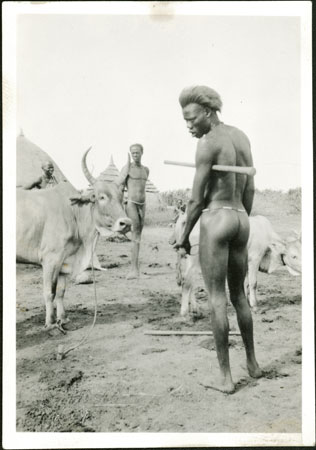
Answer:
[199, 213, 235, 393]
[126, 203, 142, 279]
[227, 215, 262, 378]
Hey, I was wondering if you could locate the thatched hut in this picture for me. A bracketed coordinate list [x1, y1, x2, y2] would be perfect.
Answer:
[16, 132, 103, 276]
[16, 131, 69, 188]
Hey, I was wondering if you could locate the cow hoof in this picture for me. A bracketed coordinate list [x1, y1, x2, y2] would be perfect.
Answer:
[44, 324, 64, 336]
[56, 319, 68, 334]
[126, 271, 139, 280]
[44, 322, 67, 335]
[179, 313, 190, 321]
[58, 317, 70, 325]
[75, 272, 93, 284]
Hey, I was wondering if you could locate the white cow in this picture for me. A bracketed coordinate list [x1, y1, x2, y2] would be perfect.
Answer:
[16, 148, 132, 331]
[170, 213, 301, 315]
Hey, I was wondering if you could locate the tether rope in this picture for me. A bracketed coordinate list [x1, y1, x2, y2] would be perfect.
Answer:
[57, 232, 99, 360]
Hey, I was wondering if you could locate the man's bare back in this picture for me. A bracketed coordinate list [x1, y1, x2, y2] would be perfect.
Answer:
[196, 123, 254, 210]
[174, 85, 261, 393]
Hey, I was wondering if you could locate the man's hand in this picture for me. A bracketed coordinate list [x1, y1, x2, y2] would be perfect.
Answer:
[173, 239, 191, 256]
[115, 153, 131, 187]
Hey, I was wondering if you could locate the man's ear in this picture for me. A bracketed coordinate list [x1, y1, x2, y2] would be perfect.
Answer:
[204, 107, 211, 117]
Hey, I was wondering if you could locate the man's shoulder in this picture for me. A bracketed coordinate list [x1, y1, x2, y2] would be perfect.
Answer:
[36, 175, 44, 184]
[198, 133, 220, 153]
[224, 124, 249, 141]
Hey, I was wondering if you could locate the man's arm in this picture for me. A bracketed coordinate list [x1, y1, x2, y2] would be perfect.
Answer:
[115, 153, 131, 187]
[175, 140, 214, 253]
[243, 175, 255, 215]
[242, 149, 255, 215]
[23, 176, 42, 190]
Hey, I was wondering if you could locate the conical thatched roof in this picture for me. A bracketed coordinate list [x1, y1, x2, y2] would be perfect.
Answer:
[16, 132, 69, 187]
[97, 155, 120, 183]
[97, 156, 159, 193]
[146, 179, 159, 194]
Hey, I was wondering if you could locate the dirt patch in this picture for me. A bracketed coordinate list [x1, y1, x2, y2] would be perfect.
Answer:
[16, 219, 302, 433]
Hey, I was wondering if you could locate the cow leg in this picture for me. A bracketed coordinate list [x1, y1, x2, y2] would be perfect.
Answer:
[55, 274, 69, 326]
[42, 264, 58, 329]
[188, 256, 199, 316]
[248, 260, 260, 310]
[181, 263, 192, 316]
[176, 252, 183, 286]
[179, 255, 197, 316]
[42, 260, 65, 331]
[244, 272, 249, 302]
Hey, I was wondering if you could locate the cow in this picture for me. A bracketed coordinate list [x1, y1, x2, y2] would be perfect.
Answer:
[245, 215, 301, 308]
[16, 148, 132, 332]
[170, 213, 301, 315]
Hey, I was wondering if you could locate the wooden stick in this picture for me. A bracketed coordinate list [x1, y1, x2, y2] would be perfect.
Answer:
[164, 160, 256, 176]
[164, 160, 195, 168]
[144, 330, 241, 336]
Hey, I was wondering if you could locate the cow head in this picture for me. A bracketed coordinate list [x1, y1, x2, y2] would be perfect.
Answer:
[260, 234, 302, 276]
[70, 148, 132, 237]
[282, 234, 301, 276]
[259, 241, 286, 274]
[169, 211, 187, 245]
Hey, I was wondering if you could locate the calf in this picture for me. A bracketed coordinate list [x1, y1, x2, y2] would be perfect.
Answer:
[170, 213, 301, 315]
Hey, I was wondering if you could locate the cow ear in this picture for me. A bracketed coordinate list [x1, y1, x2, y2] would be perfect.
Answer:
[269, 241, 285, 252]
[286, 230, 300, 243]
[70, 194, 84, 205]
[258, 247, 272, 273]
[69, 190, 95, 205]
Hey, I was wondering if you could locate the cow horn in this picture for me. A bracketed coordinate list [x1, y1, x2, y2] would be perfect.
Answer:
[81, 147, 97, 186]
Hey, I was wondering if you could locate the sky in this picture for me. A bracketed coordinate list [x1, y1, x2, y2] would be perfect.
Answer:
[16, 6, 302, 192]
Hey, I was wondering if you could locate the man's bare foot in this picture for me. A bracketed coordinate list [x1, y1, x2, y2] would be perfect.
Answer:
[201, 378, 236, 394]
[247, 362, 263, 378]
[201, 371, 236, 394]
[126, 270, 140, 280]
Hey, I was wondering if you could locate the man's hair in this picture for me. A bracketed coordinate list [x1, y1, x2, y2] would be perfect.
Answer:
[42, 161, 54, 169]
[179, 85, 222, 112]
[130, 143, 143, 153]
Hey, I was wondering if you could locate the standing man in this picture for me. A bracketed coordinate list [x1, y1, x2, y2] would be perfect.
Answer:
[23, 161, 58, 190]
[117, 144, 149, 279]
[174, 85, 262, 393]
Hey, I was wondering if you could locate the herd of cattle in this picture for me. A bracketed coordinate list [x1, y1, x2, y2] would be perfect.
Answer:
[16, 149, 301, 331]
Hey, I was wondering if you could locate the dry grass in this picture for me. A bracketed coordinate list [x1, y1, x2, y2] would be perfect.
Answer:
[148, 188, 301, 226]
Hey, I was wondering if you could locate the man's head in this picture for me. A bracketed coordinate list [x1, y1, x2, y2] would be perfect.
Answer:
[130, 144, 143, 164]
[179, 86, 222, 138]
[41, 161, 54, 177]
